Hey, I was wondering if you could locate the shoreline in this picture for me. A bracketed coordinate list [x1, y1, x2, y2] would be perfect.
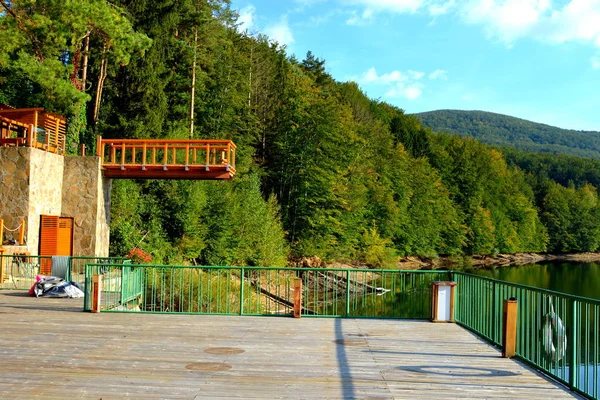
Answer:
[398, 252, 600, 270]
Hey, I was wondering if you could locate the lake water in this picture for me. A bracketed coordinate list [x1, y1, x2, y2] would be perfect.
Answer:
[470, 261, 600, 300]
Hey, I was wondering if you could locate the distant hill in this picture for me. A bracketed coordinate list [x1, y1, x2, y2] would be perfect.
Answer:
[415, 110, 600, 159]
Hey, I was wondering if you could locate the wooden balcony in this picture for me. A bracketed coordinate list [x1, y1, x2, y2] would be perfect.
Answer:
[0, 107, 67, 155]
[97, 137, 236, 180]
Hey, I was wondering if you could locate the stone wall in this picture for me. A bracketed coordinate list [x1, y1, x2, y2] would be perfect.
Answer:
[0, 147, 30, 246]
[27, 149, 64, 254]
[62, 156, 110, 256]
[0, 147, 110, 257]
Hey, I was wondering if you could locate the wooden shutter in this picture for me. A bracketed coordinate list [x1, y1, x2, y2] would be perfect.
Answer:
[57, 218, 73, 256]
[39, 215, 59, 275]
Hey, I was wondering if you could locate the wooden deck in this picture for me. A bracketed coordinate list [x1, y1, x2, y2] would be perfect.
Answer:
[0, 292, 578, 399]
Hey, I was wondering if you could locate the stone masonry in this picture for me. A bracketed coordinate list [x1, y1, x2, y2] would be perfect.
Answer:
[0, 147, 109, 256]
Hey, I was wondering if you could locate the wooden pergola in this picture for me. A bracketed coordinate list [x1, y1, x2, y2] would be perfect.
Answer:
[0, 106, 67, 155]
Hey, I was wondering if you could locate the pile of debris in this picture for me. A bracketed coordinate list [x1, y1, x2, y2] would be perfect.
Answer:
[29, 275, 84, 298]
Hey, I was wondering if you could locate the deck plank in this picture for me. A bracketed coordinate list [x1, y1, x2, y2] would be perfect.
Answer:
[0, 291, 579, 399]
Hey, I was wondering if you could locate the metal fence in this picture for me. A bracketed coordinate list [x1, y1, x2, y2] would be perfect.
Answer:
[0, 255, 128, 290]
[453, 272, 600, 399]
[0, 254, 51, 290]
[82, 264, 449, 318]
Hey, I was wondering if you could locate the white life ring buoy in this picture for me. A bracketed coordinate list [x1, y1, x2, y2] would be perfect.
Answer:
[542, 312, 567, 361]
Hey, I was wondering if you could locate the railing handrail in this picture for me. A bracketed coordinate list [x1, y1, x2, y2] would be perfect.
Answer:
[83, 263, 450, 274]
[453, 271, 600, 305]
[99, 138, 236, 148]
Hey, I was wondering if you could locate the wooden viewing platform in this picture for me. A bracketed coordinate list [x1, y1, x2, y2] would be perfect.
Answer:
[0, 292, 577, 399]
[97, 137, 236, 180]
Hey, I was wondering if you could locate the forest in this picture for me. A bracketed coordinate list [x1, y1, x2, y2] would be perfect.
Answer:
[417, 110, 600, 159]
[1, 0, 600, 267]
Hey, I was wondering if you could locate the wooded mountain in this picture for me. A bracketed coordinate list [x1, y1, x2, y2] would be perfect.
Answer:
[415, 110, 600, 159]
[2, 1, 600, 265]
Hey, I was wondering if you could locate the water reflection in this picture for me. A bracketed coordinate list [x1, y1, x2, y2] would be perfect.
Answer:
[471, 262, 600, 300]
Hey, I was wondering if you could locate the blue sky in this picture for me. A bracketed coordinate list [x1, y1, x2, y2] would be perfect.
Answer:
[229, 0, 600, 131]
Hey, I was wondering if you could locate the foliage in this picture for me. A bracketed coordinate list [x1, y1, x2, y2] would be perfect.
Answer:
[416, 110, 600, 160]
[2, 1, 600, 263]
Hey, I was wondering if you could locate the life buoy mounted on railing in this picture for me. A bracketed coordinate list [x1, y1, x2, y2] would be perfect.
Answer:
[542, 297, 567, 361]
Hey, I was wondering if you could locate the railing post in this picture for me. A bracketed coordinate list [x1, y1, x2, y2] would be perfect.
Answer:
[345, 269, 351, 316]
[569, 299, 578, 390]
[239, 267, 245, 316]
[27, 124, 34, 147]
[492, 280, 497, 343]
[0, 219, 3, 244]
[293, 278, 302, 318]
[96, 136, 102, 157]
[92, 274, 102, 313]
[502, 298, 518, 358]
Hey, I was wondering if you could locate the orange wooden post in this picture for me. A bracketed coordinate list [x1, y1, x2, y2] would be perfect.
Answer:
[18, 219, 25, 245]
[54, 122, 59, 154]
[0, 219, 3, 245]
[92, 274, 102, 313]
[120, 143, 126, 165]
[231, 145, 236, 170]
[205, 144, 210, 166]
[185, 143, 190, 166]
[502, 298, 518, 358]
[27, 124, 34, 147]
[96, 136, 103, 157]
[142, 142, 147, 167]
[293, 278, 302, 318]
[80, 144, 86, 156]
[163, 143, 168, 166]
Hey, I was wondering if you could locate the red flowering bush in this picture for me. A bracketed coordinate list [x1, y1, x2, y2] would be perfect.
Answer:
[127, 248, 152, 264]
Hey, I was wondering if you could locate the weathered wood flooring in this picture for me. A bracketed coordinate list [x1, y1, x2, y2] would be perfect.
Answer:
[0, 291, 578, 399]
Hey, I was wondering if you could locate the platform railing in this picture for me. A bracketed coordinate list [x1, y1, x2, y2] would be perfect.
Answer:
[0, 113, 66, 155]
[96, 137, 236, 172]
[83, 264, 449, 318]
[453, 272, 600, 400]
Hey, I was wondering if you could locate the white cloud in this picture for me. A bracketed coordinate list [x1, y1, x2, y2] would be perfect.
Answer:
[342, 0, 600, 50]
[592, 56, 600, 70]
[265, 17, 295, 47]
[408, 70, 425, 80]
[403, 85, 423, 100]
[429, 0, 455, 16]
[385, 85, 423, 100]
[356, 67, 429, 100]
[346, 9, 371, 25]
[461, 94, 474, 101]
[429, 69, 448, 80]
[347, 0, 427, 14]
[236, 5, 255, 32]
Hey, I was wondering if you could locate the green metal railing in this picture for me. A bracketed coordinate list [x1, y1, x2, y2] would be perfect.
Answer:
[453, 272, 600, 399]
[83, 264, 449, 318]
[70, 256, 127, 286]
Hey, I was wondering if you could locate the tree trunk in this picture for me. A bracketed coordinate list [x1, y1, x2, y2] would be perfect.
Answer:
[189, 25, 198, 139]
[81, 31, 90, 91]
[92, 48, 108, 125]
